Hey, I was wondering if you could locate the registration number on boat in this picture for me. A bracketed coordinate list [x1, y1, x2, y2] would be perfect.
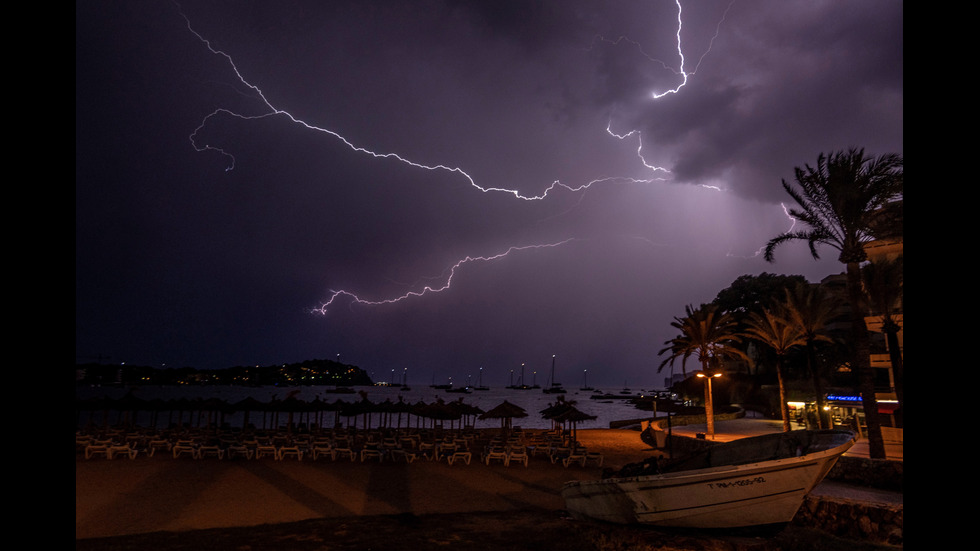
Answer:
[707, 476, 765, 489]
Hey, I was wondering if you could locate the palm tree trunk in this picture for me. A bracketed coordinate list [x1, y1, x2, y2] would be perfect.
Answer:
[806, 341, 829, 429]
[702, 359, 715, 437]
[885, 327, 904, 428]
[846, 261, 886, 459]
[776, 358, 790, 432]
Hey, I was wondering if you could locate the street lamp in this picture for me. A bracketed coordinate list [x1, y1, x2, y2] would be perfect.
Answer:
[696, 371, 722, 438]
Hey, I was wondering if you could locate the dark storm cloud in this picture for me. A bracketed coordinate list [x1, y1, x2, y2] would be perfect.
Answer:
[598, 1, 903, 202]
[76, 1, 902, 384]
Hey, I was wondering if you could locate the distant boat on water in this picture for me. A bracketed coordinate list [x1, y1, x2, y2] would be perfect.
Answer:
[507, 363, 537, 390]
[430, 375, 453, 390]
[473, 368, 490, 391]
[579, 369, 595, 391]
[542, 354, 566, 394]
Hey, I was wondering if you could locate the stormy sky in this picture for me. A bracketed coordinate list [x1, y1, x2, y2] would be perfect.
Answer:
[75, 0, 903, 387]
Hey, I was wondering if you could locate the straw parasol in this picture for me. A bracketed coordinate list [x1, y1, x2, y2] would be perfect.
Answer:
[450, 398, 485, 429]
[549, 406, 597, 450]
[479, 400, 528, 432]
[417, 398, 463, 430]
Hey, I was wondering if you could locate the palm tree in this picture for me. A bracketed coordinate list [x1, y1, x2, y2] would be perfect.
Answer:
[658, 304, 748, 437]
[742, 307, 807, 432]
[782, 282, 838, 429]
[764, 148, 903, 459]
[862, 254, 904, 427]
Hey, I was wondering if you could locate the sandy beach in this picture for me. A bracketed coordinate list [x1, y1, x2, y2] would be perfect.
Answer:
[76, 428, 657, 541]
[77, 422, 901, 550]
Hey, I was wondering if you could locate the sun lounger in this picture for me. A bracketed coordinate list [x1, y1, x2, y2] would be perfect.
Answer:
[563, 450, 587, 467]
[147, 438, 172, 457]
[254, 444, 278, 460]
[550, 447, 571, 464]
[360, 448, 384, 462]
[507, 449, 529, 467]
[483, 448, 508, 466]
[278, 446, 304, 461]
[225, 445, 253, 460]
[172, 444, 199, 459]
[447, 451, 472, 465]
[84, 443, 110, 459]
[387, 448, 417, 463]
[110, 445, 138, 459]
[311, 444, 333, 461]
[198, 445, 224, 460]
[332, 447, 356, 461]
[417, 442, 436, 460]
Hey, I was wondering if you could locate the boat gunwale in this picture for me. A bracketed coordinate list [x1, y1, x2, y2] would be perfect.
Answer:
[562, 429, 856, 491]
[560, 429, 857, 528]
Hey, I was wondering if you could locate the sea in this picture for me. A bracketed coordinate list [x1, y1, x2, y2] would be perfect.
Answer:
[75, 384, 674, 431]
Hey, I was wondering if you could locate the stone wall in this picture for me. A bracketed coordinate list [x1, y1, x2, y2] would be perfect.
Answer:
[793, 494, 903, 547]
[828, 455, 903, 491]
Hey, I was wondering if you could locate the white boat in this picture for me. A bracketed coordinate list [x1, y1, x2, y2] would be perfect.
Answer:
[561, 429, 856, 528]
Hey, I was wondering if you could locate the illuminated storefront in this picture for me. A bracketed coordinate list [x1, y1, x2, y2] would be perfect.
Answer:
[788, 394, 899, 432]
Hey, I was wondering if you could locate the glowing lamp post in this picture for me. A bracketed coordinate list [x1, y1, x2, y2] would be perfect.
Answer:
[696, 371, 722, 438]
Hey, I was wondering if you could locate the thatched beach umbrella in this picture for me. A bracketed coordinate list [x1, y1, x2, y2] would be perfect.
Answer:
[341, 395, 377, 430]
[113, 391, 149, 428]
[306, 397, 332, 432]
[418, 398, 463, 430]
[479, 400, 528, 432]
[198, 397, 228, 429]
[388, 396, 414, 429]
[410, 400, 430, 430]
[166, 397, 194, 428]
[278, 396, 312, 432]
[450, 398, 484, 430]
[328, 398, 349, 430]
[230, 396, 266, 429]
[265, 397, 285, 429]
[549, 406, 597, 450]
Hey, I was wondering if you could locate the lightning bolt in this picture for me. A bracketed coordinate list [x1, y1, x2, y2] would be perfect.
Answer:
[174, 1, 743, 314]
[600, 0, 737, 189]
[651, 0, 737, 99]
[314, 239, 579, 314]
[178, 5, 663, 201]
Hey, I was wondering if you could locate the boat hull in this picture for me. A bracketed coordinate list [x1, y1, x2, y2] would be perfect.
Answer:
[561, 429, 855, 528]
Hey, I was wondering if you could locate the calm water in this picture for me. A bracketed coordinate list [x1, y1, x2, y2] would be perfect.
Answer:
[75, 384, 671, 430]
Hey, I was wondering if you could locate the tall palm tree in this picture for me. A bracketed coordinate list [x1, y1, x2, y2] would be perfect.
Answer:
[764, 148, 903, 459]
[782, 282, 838, 429]
[742, 307, 807, 432]
[862, 254, 904, 427]
[658, 304, 748, 437]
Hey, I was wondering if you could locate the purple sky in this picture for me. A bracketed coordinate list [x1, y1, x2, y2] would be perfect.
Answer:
[75, 1, 903, 387]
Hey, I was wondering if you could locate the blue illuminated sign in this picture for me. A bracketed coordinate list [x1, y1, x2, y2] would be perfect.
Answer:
[826, 395, 862, 402]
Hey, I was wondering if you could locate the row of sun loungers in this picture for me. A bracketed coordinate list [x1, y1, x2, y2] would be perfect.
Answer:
[76, 427, 603, 467]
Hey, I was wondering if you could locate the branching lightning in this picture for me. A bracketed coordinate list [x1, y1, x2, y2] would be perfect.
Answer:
[653, 0, 736, 98]
[314, 239, 579, 313]
[174, 1, 741, 315]
[178, 6, 661, 201]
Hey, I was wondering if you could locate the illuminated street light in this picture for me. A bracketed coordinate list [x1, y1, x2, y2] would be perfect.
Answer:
[696, 371, 723, 438]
